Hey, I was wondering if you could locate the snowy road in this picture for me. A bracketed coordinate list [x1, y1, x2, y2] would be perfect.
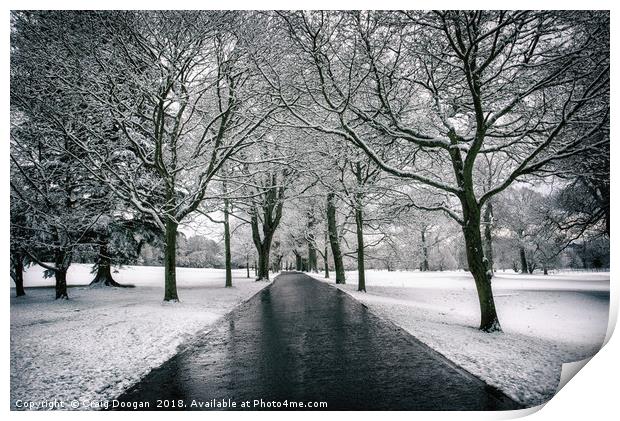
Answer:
[115, 272, 522, 411]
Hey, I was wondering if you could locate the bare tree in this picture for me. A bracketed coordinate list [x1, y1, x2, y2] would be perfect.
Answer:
[271, 10, 609, 331]
[19, 11, 276, 300]
[248, 170, 287, 281]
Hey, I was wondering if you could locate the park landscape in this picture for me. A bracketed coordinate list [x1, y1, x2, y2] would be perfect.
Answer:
[9, 10, 610, 411]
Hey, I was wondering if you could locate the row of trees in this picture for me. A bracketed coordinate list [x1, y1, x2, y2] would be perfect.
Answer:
[10, 11, 609, 333]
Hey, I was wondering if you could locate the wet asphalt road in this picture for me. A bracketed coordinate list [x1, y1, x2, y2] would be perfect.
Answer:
[115, 272, 522, 411]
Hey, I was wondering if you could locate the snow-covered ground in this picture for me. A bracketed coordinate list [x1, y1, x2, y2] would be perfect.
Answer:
[311, 270, 610, 408]
[11, 265, 609, 410]
[10, 264, 271, 410]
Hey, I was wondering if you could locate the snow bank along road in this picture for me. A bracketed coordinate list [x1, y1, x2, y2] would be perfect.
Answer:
[311, 270, 610, 407]
[10, 265, 271, 411]
[115, 272, 521, 411]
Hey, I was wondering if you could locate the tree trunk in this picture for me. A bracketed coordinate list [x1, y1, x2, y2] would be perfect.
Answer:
[250, 187, 284, 281]
[223, 196, 232, 288]
[90, 260, 115, 286]
[355, 201, 366, 292]
[295, 252, 302, 271]
[257, 243, 271, 281]
[324, 231, 330, 279]
[271, 255, 279, 273]
[55, 267, 69, 300]
[308, 242, 318, 273]
[90, 242, 128, 287]
[483, 202, 494, 273]
[327, 192, 345, 284]
[519, 246, 528, 274]
[53, 250, 69, 299]
[164, 217, 179, 301]
[13, 254, 25, 297]
[462, 208, 501, 332]
[421, 228, 429, 271]
[307, 211, 318, 272]
[246, 254, 250, 278]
